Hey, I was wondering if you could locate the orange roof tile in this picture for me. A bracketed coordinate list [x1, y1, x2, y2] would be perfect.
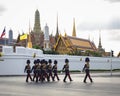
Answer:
[70, 38, 91, 48]
[66, 36, 96, 50]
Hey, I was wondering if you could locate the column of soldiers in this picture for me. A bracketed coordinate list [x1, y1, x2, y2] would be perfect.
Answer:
[24, 59, 61, 83]
[24, 58, 93, 83]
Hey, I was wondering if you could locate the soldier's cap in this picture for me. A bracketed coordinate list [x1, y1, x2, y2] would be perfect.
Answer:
[41, 59, 45, 64]
[48, 59, 52, 63]
[34, 60, 37, 64]
[65, 59, 69, 63]
[85, 57, 90, 62]
[54, 60, 57, 64]
[36, 59, 40, 63]
[26, 59, 30, 64]
[45, 60, 48, 65]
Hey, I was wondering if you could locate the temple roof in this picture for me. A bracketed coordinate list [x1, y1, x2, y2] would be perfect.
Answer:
[54, 35, 97, 51]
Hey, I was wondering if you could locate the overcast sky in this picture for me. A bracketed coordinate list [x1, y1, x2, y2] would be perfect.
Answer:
[0, 0, 120, 56]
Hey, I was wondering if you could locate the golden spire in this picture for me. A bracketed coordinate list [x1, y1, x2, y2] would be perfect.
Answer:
[27, 21, 32, 48]
[64, 29, 67, 37]
[55, 13, 59, 42]
[72, 18, 76, 37]
[98, 30, 102, 49]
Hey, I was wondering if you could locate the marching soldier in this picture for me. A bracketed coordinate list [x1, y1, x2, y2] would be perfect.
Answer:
[62, 59, 72, 82]
[31, 60, 37, 82]
[82, 57, 93, 83]
[36, 59, 41, 82]
[47, 59, 54, 81]
[24, 59, 33, 82]
[41, 59, 49, 82]
[52, 60, 60, 81]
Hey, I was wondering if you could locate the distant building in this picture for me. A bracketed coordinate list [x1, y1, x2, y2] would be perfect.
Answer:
[31, 9, 44, 48]
[54, 18, 97, 54]
[0, 38, 16, 46]
[17, 9, 112, 56]
[8, 29, 13, 45]
[0, 38, 9, 45]
[54, 35, 97, 54]
[0, 29, 16, 46]
[44, 24, 51, 51]
[30, 9, 59, 49]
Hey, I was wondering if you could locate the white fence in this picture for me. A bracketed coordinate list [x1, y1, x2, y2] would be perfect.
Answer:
[0, 54, 120, 75]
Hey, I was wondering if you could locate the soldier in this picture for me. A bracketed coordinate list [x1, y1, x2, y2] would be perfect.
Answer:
[36, 59, 41, 82]
[82, 57, 93, 83]
[47, 59, 54, 81]
[31, 60, 37, 82]
[41, 59, 49, 82]
[24, 59, 33, 82]
[52, 60, 60, 81]
[62, 59, 72, 82]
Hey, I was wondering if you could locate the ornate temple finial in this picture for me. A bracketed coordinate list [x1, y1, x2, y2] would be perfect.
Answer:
[72, 18, 76, 37]
[27, 21, 32, 48]
[55, 13, 59, 42]
[64, 29, 67, 37]
[98, 30, 102, 49]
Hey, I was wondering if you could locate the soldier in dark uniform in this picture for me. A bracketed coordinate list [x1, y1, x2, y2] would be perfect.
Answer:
[24, 59, 33, 82]
[47, 59, 54, 81]
[82, 57, 93, 83]
[31, 60, 37, 82]
[40, 59, 45, 82]
[41, 59, 49, 82]
[36, 59, 41, 82]
[45, 60, 50, 82]
[52, 60, 60, 81]
[62, 59, 72, 82]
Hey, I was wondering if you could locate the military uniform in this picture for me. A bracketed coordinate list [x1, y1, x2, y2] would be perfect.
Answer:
[62, 59, 72, 82]
[41, 60, 49, 82]
[47, 59, 54, 81]
[83, 57, 93, 83]
[52, 60, 60, 81]
[32, 60, 37, 82]
[24, 60, 33, 82]
[36, 59, 41, 82]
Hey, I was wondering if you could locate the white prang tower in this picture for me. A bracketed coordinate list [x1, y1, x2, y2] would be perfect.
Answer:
[44, 24, 51, 51]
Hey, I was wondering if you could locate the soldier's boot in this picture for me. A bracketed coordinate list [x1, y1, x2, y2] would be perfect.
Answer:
[90, 78, 93, 83]
[26, 76, 29, 82]
[63, 75, 67, 82]
[83, 80, 87, 83]
[63, 77, 66, 82]
[63, 79, 66, 82]
[47, 77, 50, 82]
[57, 76, 60, 81]
[68, 75, 73, 81]
[52, 77, 54, 81]
[26, 80, 28, 82]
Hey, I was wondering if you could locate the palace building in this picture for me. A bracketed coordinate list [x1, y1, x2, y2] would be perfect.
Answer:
[54, 18, 97, 54]
[54, 35, 97, 54]
[17, 9, 109, 55]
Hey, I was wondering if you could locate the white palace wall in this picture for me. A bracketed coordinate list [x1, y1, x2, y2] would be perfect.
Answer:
[0, 46, 120, 75]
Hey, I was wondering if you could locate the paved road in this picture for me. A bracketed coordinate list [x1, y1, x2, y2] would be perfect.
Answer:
[0, 72, 120, 96]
